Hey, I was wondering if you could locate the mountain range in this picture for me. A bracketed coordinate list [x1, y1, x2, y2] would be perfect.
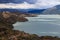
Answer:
[0, 5, 60, 14]
[42, 5, 60, 14]
[0, 8, 45, 14]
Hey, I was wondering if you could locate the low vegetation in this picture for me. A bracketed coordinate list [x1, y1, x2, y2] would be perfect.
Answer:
[0, 11, 60, 40]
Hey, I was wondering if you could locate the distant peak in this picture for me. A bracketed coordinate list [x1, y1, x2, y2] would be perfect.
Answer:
[55, 5, 60, 8]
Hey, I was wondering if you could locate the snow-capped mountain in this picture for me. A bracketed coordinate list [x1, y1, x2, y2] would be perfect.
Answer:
[42, 5, 60, 14]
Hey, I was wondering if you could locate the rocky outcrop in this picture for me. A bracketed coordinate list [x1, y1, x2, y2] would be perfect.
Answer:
[0, 11, 60, 40]
[0, 29, 40, 40]
[0, 11, 28, 30]
[0, 11, 39, 40]
[17, 17, 28, 22]
[19, 14, 37, 17]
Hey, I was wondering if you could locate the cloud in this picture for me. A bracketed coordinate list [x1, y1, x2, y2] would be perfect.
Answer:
[0, 0, 25, 3]
[35, 0, 60, 9]
[0, 0, 60, 9]
[0, 0, 36, 4]
[25, 0, 36, 4]
[0, 2, 36, 9]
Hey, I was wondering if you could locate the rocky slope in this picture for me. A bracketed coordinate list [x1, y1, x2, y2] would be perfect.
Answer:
[0, 11, 40, 40]
[42, 5, 60, 14]
[0, 11, 60, 40]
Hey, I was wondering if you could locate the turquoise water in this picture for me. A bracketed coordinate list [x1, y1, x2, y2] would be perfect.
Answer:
[14, 15, 60, 36]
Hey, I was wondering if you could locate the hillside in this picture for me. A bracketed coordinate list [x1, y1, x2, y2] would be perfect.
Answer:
[0, 11, 60, 40]
[0, 9, 45, 14]
[42, 5, 60, 14]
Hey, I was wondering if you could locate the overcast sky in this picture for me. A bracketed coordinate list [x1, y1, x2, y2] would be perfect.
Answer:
[0, 0, 60, 9]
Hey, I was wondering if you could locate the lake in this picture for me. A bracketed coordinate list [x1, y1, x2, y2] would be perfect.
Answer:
[14, 15, 60, 37]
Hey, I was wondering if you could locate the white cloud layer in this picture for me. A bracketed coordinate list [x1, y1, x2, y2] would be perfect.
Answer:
[0, 2, 36, 9]
[0, 0, 60, 9]
[35, 0, 60, 9]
